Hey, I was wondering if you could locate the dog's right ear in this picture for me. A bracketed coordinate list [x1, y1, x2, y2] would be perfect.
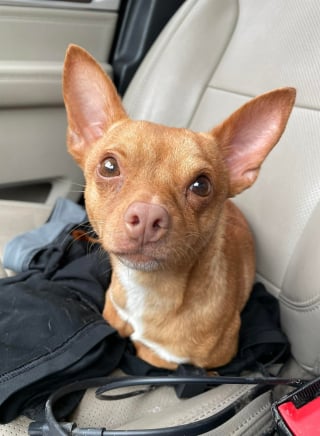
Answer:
[63, 44, 127, 166]
[210, 87, 296, 196]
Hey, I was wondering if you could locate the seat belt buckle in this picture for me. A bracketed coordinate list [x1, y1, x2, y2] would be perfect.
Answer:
[272, 375, 320, 435]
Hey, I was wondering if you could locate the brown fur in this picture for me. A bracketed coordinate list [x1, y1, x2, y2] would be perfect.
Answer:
[63, 44, 296, 369]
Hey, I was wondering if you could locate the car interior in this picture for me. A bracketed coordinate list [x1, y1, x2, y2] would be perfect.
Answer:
[1, 0, 320, 434]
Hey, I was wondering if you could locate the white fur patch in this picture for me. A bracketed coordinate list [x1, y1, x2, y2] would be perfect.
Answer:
[112, 263, 189, 365]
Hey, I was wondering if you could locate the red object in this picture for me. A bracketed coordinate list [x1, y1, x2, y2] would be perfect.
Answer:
[278, 397, 320, 435]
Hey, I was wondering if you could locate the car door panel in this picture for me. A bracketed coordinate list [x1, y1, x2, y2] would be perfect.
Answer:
[2, 0, 120, 11]
[0, 1, 119, 203]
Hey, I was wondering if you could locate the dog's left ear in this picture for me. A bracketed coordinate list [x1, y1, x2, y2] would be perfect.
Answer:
[63, 44, 127, 166]
[211, 88, 296, 196]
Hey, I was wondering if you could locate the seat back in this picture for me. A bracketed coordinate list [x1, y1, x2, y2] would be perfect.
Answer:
[124, 0, 320, 373]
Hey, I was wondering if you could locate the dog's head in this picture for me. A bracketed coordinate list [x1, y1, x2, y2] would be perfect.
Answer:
[63, 44, 295, 271]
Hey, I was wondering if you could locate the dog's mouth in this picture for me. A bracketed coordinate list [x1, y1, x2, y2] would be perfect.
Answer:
[113, 252, 164, 272]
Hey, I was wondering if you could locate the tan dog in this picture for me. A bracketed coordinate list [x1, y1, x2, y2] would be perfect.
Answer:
[63, 44, 295, 370]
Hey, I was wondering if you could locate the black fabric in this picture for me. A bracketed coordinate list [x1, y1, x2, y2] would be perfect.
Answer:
[0, 226, 127, 423]
[0, 224, 289, 424]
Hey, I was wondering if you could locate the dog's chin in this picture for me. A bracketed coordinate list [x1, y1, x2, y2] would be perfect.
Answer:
[116, 253, 163, 272]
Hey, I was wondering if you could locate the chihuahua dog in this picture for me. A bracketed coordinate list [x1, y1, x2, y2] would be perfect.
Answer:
[63, 44, 295, 370]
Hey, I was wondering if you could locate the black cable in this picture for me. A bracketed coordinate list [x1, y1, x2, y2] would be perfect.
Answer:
[95, 374, 304, 400]
[28, 374, 307, 436]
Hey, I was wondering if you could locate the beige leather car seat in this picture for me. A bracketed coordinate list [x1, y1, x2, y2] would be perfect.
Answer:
[2, 0, 320, 434]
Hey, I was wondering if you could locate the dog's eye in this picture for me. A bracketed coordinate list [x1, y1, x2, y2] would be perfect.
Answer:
[99, 157, 120, 177]
[189, 176, 212, 197]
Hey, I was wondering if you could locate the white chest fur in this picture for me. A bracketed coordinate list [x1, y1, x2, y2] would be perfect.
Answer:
[111, 263, 188, 365]
[111, 264, 146, 338]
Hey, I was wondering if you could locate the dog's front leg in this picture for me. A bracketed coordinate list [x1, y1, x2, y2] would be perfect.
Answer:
[103, 293, 134, 337]
[133, 340, 178, 370]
